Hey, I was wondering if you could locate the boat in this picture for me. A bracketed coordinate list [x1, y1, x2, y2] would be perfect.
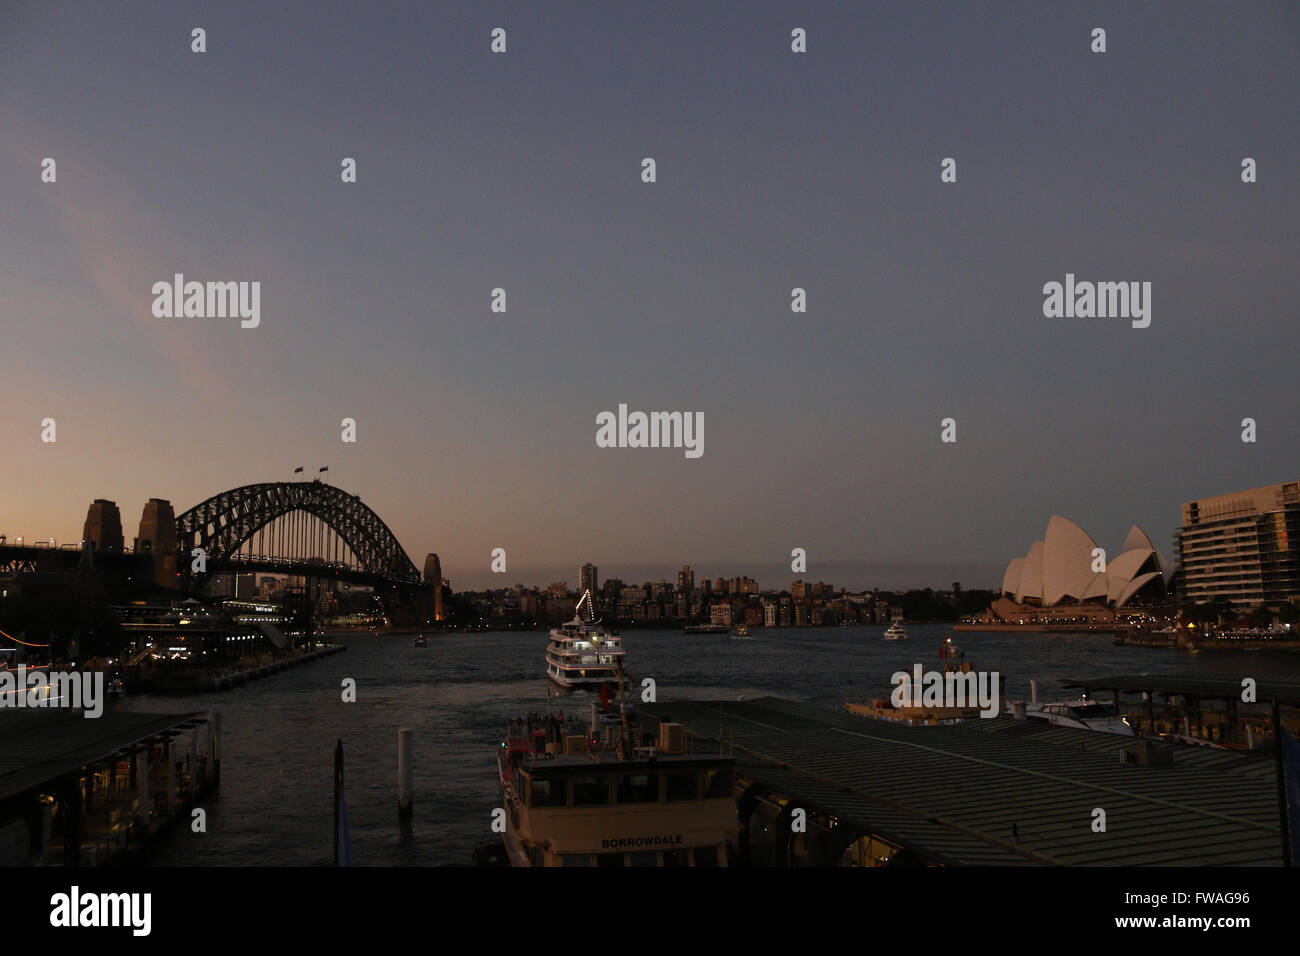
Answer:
[412, 635, 431, 647]
[495, 702, 738, 866]
[107, 676, 127, 698]
[847, 636, 983, 725]
[1021, 695, 1134, 736]
[732, 624, 750, 638]
[683, 623, 728, 634]
[883, 620, 908, 641]
[545, 590, 627, 692]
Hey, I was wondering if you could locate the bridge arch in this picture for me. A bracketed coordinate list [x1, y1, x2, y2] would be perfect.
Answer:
[175, 482, 421, 589]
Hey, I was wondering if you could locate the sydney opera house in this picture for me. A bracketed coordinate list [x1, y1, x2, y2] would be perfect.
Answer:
[988, 516, 1173, 624]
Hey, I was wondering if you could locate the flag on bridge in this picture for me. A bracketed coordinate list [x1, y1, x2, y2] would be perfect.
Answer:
[294, 466, 304, 473]
[319, 466, 328, 473]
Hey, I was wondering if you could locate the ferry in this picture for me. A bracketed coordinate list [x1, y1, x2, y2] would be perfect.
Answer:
[732, 624, 750, 638]
[495, 703, 738, 866]
[847, 636, 983, 725]
[883, 620, 908, 641]
[684, 623, 728, 635]
[412, 635, 431, 647]
[545, 590, 626, 692]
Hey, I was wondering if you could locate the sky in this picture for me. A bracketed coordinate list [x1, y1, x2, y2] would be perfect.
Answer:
[1, 1, 1297, 592]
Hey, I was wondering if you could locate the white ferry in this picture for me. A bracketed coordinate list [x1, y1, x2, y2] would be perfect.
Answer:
[545, 590, 627, 692]
[495, 705, 738, 866]
[883, 620, 908, 641]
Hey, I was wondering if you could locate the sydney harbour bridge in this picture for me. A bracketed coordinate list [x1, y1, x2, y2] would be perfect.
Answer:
[0, 481, 442, 623]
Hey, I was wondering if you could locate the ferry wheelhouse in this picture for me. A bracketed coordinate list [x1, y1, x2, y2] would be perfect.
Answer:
[496, 704, 738, 867]
[545, 590, 626, 691]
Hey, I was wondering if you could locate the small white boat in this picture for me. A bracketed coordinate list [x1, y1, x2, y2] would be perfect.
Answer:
[883, 621, 908, 641]
[1024, 697, 1134, 736]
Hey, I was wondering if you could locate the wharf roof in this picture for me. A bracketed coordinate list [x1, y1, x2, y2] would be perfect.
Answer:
[0, 709, 205, 805]
[635, 697, 1284, 866]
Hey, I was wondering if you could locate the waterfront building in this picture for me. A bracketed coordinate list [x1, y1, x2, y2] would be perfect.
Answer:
[764, 601, 778, 628]
[1176, 480, 1300, 610]
[710, 603, 734, 626]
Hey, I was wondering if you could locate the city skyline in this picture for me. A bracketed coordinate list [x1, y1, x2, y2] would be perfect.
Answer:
[2, 2, 1297, 594]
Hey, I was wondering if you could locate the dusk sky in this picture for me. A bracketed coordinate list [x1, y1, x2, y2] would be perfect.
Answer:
[2, 1, 1297, 591]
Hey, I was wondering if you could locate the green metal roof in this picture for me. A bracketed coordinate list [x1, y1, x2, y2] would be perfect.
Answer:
[636, 697, 1285, 866]
[0, 710, 205, 805]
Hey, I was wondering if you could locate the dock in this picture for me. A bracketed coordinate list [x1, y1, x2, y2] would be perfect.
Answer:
[633, 697, 1288, 866]
[1061, 674, 1300, 747]
[130, 642, 345, 693]
[0, 709, 218, 865]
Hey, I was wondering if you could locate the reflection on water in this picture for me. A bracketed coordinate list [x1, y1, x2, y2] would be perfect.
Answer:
[124, 626, 1300, 866]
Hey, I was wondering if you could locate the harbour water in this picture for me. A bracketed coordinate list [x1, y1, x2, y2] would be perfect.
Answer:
[125, 625, 1300, 866]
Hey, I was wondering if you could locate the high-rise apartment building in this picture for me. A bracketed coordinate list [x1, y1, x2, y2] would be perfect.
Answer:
[677, 565, 694, 593]
[579, 563, 598, 598]
[1176, 480, 1300, 609]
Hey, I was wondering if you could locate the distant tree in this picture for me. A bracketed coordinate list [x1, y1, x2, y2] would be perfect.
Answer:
[1249, 605, 1274, 628]
[1213, 598, 1237, 625]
